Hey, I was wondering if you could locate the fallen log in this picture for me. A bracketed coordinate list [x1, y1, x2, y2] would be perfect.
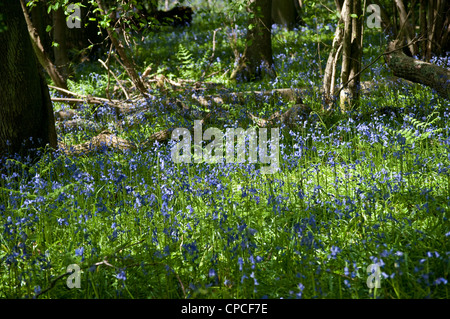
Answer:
[59, 130, 136, 156]
[248, 103, 312, 128]
[385, 40, 450, 100]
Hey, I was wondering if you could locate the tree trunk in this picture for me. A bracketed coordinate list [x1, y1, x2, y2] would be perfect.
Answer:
[335, 0, 344, 13]
[0, 0, 57, 158]
[65, 0, 105, 60]
[346, 0, 363, 108]
[419, 0, 428, 57]
[30, 0, 53, 60]
[385, 40, 450, 100]
[339, 0, 351, 110]
[52, 7, 69, 80]
[372, 0, 450, 59]
[338, 0, 363, 111]
[442, 3, 450, 53]
[395, 0, 418, 56]
[271, 0, 303, 30]
[230, 0, 275, 82]
[366, 0, 394, 36]
[19, 0, 68, 90]
[96, 0, 149, 98]
[426, 0, 436, 60]
[322, 4, 344, 106]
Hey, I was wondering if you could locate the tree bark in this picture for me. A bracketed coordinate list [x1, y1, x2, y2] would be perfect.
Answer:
[19, 0, 68, 90]
[322, 4, 344, 106]
[340, 0, 352, 91]
[230, 0, 275, 82]
[419, 0, 427, 57]
[335, 0, 344, 13]
[271, 0, 303, 30]
[337, 0, 363, 111]
[52, 7, 70, 80]
[0, 0, 57, 158]
[395, 0, 418, 56]
[30, 0, 53, 60]
[347, 0, 363, 107]
[385, 40, 450, 100]
[372, 0, 450, 59]
[366, 0, 394, 36]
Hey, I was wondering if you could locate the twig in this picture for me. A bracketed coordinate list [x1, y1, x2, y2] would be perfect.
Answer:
[34, 270, 73, 298]
[51, 97, 90, 103]
[35, 239, 148, 298]
[48, 85, 81, 98]
[48, 85, 136, 107]
[112, 53, 128, 76]
[200, 27, 222, 80]
[99, 58, 130, 100]
[105, 42, 114, 100]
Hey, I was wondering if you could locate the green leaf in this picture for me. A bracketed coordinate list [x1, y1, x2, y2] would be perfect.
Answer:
[350, 13, 358, 18]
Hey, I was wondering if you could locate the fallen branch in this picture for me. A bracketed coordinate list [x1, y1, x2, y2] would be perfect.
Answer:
[248, 103, 312, 128]
[385, 39, 450, 100]
[139, 113, 212, 147]
[59, 129, 137, 156]
[49, 85, 140, 116]
[55, 85, 313, 154]
[49, 85, 116, 104]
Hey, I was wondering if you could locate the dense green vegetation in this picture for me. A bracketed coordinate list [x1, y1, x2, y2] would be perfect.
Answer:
[0, 1, 448, 299]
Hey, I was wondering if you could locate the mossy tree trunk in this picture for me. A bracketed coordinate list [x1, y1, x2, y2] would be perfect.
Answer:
[0, 0, 57, 158]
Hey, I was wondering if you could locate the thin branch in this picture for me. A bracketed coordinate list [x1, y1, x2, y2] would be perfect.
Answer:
[200, 27, 222, 80]
[98, 59, 130, 100]
[49, 85, 116, 104]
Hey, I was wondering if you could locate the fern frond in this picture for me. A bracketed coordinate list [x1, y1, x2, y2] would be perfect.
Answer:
[387, 112, 441, 146]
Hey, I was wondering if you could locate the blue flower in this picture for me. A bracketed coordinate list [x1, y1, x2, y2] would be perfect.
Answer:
[238, 257, 244, 271]
[296, 283, 305, 298]
[434, 278, 448, 285]
[344, 279, 351, 288]
[115, 269, 127, 281]
[75, 247, 84, 257]
[34, 286, 41, 295]
[328, 246, 341, 259]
